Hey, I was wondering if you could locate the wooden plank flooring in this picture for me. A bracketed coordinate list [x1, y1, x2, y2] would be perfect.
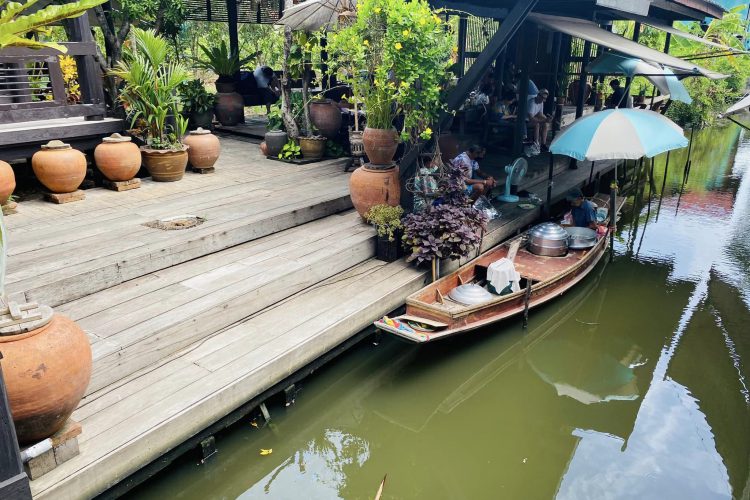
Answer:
[5, 136, 353, 306]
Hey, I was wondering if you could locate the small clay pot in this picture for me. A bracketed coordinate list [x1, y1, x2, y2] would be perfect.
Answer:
[265, 130, 288, 157]
[348, 163, 401, 217]
[183, 128, 221, 169]
[310, 99, 343, 139]
[362, 127, 399, 165]
[260, 141, 269, 156]
[94, 133, 141, 182]
[141, 146, 189, 182]
[0, 313, 92, 444]
[31, 140, 87, 193]
[0, 160, 16, 204]
[299, 136, 326, 160]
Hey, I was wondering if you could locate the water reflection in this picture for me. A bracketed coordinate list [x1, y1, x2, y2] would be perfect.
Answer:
[132, 124, 750, 500]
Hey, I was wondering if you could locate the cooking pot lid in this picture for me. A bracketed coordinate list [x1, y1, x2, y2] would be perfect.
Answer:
[102, 133, 132, 143]
[190, 127, 211, 135]
[448, 284, 494, 306]
[529, 222, 568, 241]
[0, 301, 53, 336]
[41, 140, 71, 150]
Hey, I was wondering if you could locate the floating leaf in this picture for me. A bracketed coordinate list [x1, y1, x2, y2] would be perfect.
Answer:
[250, 421, 259, 428]
[260, 448, 273, 456]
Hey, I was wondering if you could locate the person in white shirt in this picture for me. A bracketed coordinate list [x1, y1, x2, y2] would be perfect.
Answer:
[527, 88, 552, 154]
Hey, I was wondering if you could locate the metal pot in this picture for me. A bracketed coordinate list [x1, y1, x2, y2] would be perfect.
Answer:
[528, 222, 569, 257]
[565, 227, 598, 249]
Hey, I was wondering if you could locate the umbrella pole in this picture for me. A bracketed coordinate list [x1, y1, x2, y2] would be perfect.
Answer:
[656, 151, 670, 222]
[588, 160, 596, 185]
[609, 162, 617, 262]
[545, 153, 554, 219]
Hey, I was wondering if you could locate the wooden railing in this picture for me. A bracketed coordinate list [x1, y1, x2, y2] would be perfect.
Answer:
[0, 17, 105, 125]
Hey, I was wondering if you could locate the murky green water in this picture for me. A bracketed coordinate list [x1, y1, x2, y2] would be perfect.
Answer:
[132, 124, 750, 499]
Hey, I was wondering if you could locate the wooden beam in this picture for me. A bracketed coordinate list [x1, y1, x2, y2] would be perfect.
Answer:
[0, 104, 107, 124]
[226, 0, 240, 66]
[514, 25, 533, 155]
[457, 15, 468, 78]
[66, 16, 105, 116]
[576, 40, 591, 119]
[399, 0, 539, 210]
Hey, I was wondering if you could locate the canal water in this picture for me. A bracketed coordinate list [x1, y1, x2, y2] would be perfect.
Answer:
[132, 123, 750, 499]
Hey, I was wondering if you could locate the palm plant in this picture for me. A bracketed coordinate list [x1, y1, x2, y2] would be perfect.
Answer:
[110, 28, 190, 150]
[193, 41, 256, 82]
[0, 0, 106, 51]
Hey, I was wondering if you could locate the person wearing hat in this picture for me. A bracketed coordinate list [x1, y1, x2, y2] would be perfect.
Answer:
[527, 88, 552, 155]
[563, 188, 598, 229]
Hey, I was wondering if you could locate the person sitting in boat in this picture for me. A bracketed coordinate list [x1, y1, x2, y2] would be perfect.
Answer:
[452, 145, 497, 201]
[563, 188, 598, 230]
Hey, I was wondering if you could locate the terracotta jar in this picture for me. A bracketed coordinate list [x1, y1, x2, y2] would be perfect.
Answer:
[299, 136, 326, 160]
[0, 160, 16, 204]
[310, 99, 342, 139]
[31, 140, 87, 193]
[214, 81, 244, 126]
[349, 163, 400, 217]
[0, 311, 92, 444]
[94, 133, 141, 182]
[183, 128, 221, 169]
[259, 141, 269, 156]
[141, 146, 189, 182]
[265, 130, 288, 157]
[362, 127, 399, 166]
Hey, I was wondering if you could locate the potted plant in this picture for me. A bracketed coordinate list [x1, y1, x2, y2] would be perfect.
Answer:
[365, 204, 404, 262]
[291, 32, 327, 159]
[179, 79, 215, 130]
[403, 161, 487, 281]
[194, 41, 255, 126]
[112, 28, 190, 182]
[265, 103, 288, 157]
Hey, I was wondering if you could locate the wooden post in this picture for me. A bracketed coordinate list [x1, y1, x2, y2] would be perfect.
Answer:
[457, 15, 468, 78]
[548, 32, 562, 125]
[66, 15, 105, 119]
[226, 0, 240, 66]
[544, 153, 554, 218]
[514, 24, 532, 155]
[609, 165, 617, 262]
[575, 40, 591, 119]
[624, 22, 641, 100]
[0, 354, 32, 500]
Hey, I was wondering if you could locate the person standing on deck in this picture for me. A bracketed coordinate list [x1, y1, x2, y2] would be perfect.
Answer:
[562, 188, 598, 230]
[452, 145, 496, 201]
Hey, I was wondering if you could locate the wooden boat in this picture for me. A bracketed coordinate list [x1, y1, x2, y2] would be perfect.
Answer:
[374, 196, 621, 344]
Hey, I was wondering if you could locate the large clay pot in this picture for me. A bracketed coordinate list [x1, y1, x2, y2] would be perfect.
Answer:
[310, 99, 342, 139]
[299, 136, 326, 160]
[94, 133, 141, 182]
[0, 160, 16, 204]
[183, 128, 221, 169]
[214, 91, 244, 126]
[31, 140, 86, 193]
[0, 313, 92, 444]
[259, 141, 269, 156]
[362, 127, 399, 166]
[265, 130, 288, 157]
[141, 146, 189, 182]
[349, 163, 400, 217]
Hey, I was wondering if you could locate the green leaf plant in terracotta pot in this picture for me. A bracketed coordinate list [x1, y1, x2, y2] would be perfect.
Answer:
[365, 203, 404, 262]
[194, 41, 256, 126]
[179, 79, 215, 130]
[111, 28, 190, 182]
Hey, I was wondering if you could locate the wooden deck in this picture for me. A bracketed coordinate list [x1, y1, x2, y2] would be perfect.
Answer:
[2, 133, 622, 498]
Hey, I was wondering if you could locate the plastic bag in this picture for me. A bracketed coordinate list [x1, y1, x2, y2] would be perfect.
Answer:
[474, 196, 500, 221]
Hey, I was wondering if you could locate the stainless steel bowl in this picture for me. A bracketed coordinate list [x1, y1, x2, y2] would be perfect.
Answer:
[528, 222, 569, 257]
[448, 284, 494, 305]
[565, 227, 598, 249]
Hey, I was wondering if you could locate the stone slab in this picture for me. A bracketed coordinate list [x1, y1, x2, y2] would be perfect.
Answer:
[103, 178, 141, 192]
[44, 190, 85, 204]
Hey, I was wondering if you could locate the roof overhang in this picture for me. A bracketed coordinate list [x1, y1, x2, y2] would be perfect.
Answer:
[530, 13, 728, 79]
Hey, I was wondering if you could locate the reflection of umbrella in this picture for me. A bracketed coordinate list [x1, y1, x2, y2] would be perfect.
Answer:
[587, 53, 692, 104]
[723, 93, 750, 116]
[527, 340, 639, 405]
[276, 0, 356, 31]
[550, 109, 688, 161]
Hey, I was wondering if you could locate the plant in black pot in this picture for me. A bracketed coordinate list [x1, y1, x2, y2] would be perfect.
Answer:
[194, 41, 255, 126]
[365, 204, 404, 262]
[264, 103, 287, 157]
[180, 79, 215, 130]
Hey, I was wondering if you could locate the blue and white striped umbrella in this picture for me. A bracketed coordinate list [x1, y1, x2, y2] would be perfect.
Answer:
[549, 109, 688, 161]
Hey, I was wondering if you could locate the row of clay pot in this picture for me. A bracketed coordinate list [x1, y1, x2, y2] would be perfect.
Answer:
[28, 130, 221, 194]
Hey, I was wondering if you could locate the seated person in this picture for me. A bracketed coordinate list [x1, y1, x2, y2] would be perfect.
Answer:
[452, 145, 496, 201]
[490, 90, 517, 122]
[527, 88, 552, 154]
[606, 79, 632, 109]
[253, 66, 281, 105]
[562, 188, 598, 229]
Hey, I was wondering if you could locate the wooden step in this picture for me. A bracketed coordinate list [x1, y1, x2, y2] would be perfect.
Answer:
[29, 258, 427, 500]
[55, 211, 375, 395]
[6, 158, 352, 307]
